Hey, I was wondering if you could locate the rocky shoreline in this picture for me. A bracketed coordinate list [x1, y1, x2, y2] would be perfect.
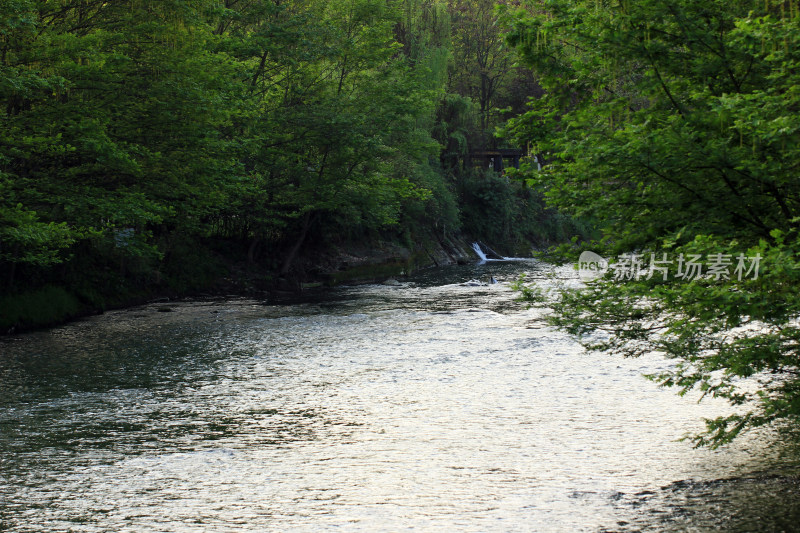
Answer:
[286, 233, 477, 288]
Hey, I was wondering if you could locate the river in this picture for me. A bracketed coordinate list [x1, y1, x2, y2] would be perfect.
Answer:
[1, 260, 798, 532]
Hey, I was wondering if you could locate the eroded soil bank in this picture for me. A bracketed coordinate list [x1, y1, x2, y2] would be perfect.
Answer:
[2, 233, 483, 334]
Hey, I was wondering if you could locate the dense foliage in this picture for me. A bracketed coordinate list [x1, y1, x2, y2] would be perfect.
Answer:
[0, 0, 583, 329]
[504, 0, 800, 445]
[0, 0, 449, 280]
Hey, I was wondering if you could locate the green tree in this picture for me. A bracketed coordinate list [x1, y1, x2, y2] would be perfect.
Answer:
[448, 0, 516, 133]
[1, 0, 240, 294]
[504, 0, 800, 446]
[224, 0, 458, 273]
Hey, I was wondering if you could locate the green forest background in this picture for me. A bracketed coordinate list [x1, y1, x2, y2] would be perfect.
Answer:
[1, 0, 589, 330]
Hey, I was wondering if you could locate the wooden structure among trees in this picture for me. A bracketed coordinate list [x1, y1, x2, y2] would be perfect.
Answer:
[468, 148, 524, 172]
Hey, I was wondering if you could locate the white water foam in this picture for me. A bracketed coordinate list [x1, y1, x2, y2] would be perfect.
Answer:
[471, 242, 489, 261]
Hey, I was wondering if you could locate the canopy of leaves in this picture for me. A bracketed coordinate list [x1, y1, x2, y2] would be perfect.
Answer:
[504, 0, 800, 446]
[0, 0, 464, 297]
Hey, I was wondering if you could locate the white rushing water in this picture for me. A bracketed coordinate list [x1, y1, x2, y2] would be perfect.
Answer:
[471, 242, 490, 261]
[0, 261, 797, 532]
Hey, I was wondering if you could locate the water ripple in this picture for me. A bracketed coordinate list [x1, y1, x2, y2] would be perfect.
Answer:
[1, 261, 798, 531]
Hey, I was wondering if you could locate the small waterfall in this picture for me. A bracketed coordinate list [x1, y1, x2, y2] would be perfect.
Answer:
[471, 242, 489, 261]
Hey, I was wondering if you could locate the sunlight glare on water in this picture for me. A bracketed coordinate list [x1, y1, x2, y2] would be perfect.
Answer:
[1, 261, 798, 532]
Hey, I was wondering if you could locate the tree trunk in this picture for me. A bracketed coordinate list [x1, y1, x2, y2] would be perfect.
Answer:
[8, 261, 16, 289]
[247, 237, 260, 265]
[280, 212, 313, 275]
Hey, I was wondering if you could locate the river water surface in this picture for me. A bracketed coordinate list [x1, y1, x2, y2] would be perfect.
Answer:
[1, 260, 799, 532]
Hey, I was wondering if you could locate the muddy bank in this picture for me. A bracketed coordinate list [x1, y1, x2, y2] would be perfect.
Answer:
[2, 233, 483, 334]
[274, 233, 478, 289]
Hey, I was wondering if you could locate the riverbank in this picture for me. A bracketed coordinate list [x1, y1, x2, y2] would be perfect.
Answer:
[0, 232, 481, 335]
[280, 233, 476, 288]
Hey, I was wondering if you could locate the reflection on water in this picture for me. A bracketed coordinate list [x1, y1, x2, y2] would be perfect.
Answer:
[1, 261, 798, 532]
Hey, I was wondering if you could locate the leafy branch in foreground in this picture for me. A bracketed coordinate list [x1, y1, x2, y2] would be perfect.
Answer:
[517, 234, 800, 448]
[502, 0, 800, 446]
